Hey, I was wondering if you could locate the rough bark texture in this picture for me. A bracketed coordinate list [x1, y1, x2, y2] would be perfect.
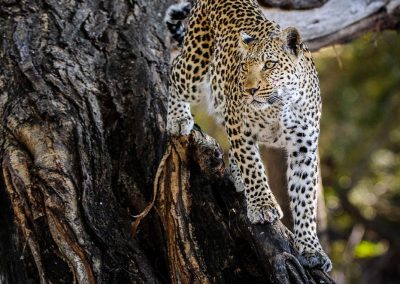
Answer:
[0, 0, 170, 282]
[0, 0, 397, 283]
[150, 132, 334, 283]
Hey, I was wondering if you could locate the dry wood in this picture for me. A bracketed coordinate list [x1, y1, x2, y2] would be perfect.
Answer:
[148, 130, 335, 284]
[259, 0, 328, 9]
[156, 136, 210, 284]
[262, 0, 400, 50]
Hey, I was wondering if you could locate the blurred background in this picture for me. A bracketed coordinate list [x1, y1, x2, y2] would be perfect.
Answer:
[192, 31, 400, 283]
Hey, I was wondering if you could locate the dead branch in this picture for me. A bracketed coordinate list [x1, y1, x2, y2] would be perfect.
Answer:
[258, 0, 328, 10]
[262, 0, 400, 50]
[153, 130, 335, 284]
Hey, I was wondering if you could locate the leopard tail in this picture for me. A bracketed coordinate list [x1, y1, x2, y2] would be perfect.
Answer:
[164, 2, 192, 45]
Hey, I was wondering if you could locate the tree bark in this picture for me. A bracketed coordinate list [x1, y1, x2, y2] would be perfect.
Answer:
[0, 0, 396, 283]
[260, 0, 400, 51]
[0, 0, 170, 282]
[148, 131, 334, 283]
[259, 0, 329, 10]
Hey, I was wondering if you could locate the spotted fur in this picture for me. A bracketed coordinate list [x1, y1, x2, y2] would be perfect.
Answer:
[164, 2, 192, 44]
[165, 0, 332, 272]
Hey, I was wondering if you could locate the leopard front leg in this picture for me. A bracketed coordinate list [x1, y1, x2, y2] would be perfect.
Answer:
[167, 54, 203, 136]
[286, 128, 332, 272]
[167, 89, 194, 136]
[229, 133, 283, 223]
[166, 13, 212, 136]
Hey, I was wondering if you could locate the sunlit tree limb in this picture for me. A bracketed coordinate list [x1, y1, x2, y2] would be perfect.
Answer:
[259, 0, 328, 9]
[261, 0, 400, 50]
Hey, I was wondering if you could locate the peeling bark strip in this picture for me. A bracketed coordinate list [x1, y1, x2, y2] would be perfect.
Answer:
[2, 109, 98, 284]
[156, 136, 210, 284]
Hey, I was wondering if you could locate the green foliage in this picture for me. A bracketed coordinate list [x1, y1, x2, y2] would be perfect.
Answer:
[354, 240, 388, 259]
[317, 31, 400, 282]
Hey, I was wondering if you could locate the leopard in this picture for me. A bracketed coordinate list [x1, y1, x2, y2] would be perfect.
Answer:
[164, 0, 332, 272]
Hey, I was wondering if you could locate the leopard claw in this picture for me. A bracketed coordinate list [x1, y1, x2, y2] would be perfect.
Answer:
[247, 201, 283, 224]
[298, 250, 332, 272]
[166, 116, 194, 136]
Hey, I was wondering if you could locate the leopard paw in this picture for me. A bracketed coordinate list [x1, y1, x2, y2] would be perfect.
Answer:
[234, 181, 246, 193]
[227, 166, 245, 192]
[298, 248, 332, 272]
[247, 201, 283, 223]
[166, 116, 194, 136]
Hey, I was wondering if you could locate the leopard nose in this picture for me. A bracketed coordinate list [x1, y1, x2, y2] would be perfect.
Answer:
[247, 87, 259, 95]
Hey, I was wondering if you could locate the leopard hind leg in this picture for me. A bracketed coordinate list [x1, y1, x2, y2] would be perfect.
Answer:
[166, 8, 212, 135]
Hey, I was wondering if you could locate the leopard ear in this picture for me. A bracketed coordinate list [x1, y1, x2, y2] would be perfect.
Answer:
[281, 27, 301, 57]
[239, 32, 256, 54]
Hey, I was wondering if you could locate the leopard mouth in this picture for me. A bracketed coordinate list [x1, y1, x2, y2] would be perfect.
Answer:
[251, 97, 265, 104]
[248, 92, 282, 109]
[250, 100, 266, 109]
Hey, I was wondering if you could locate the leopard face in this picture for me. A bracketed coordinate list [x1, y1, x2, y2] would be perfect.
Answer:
[238, 29, 302, 110]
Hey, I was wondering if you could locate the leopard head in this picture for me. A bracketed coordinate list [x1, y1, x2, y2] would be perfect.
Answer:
[238, 27, 304, 110]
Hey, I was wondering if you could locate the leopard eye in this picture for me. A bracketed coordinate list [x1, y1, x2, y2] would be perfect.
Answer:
[262, 60, 278, 71]
[240, 62, 247, 71]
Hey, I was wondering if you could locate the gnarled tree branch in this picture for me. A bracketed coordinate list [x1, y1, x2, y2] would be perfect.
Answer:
[153, 130, 334, 284]
[259, 0, 329, 10]
[261, 0, 400, 50]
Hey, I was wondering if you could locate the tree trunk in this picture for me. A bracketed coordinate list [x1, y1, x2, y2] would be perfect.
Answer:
[0, 0, 171, 282]
[0, 0, 397, 283]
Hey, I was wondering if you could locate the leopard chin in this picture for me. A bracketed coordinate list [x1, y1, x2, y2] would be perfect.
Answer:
[249, 99, 271, 110]
[249, 92, 283, 110]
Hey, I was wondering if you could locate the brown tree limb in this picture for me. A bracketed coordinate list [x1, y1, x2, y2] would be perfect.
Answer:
[262, 0, 400, 50]
[258, 0, 328, 10]
[152, 130, 335, 284]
